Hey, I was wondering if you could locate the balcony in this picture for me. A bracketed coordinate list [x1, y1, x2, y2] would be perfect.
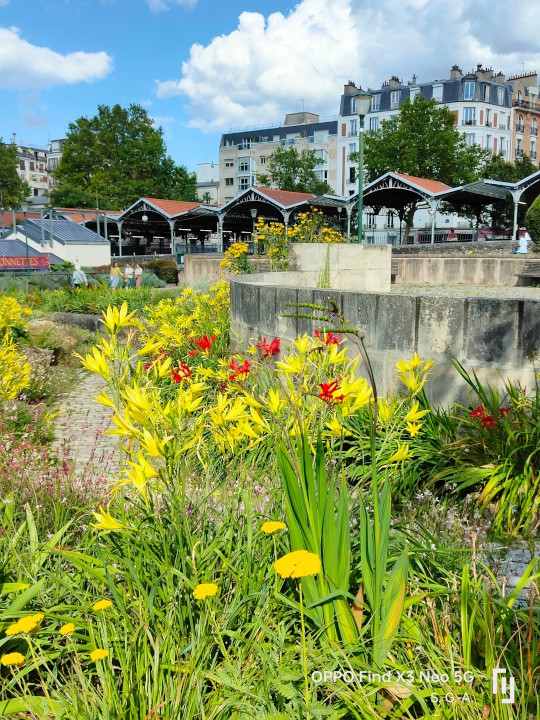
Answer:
[464, 119, 475, 126]
[516, 148, 524, 156]
[485, 121, 492, 127]
[531, 151, 537, 159]
[516, 124, 525, 133]
[499, 123, 507, 129]
[532, 127, 538, 136]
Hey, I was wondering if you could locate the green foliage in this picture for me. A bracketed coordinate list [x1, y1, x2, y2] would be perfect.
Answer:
[0, 141, 30, 208]
[481, 154, 538, 231]
[362, 96, 489, 186]
[257, 146, 333, 195]
[525, 192, 540, 244]
[51, 104, 197, 209]
[142, 257, 178, 284]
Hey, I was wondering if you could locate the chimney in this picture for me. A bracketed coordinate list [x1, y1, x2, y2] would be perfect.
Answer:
[493, 71, 506, 84]
[343, 81, 358, 95]
[450, 65, 463, 79]
[388, 75, 402, 88]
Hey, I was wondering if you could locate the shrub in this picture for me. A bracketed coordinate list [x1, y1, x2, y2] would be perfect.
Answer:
[525, 193, 540, 244]
[143, 258, 178, 284]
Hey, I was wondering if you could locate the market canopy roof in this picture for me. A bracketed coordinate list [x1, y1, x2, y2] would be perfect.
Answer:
[359, 172, 451, 212]
[486, 168, 540, 205]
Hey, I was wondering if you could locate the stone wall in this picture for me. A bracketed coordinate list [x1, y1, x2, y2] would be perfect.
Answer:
[393, 256, 529, 286]
[231, 275, 540, 406]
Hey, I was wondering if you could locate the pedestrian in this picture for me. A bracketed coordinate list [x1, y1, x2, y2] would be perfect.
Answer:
[72, 266, 88, 289]
[516, 230, 530, 254]
[135, 263, 143, 288]
[110, 261, 121, 289]
[124, 262, 134, 288]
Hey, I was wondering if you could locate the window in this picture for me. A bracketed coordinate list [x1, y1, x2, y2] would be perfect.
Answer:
[225, 159, 234, 168]
[316, 170, 329, 181]
[348, 167, 356, 183]
[532, 118, 538, 136]
[463, 107, 475, 125]
[348, 142, 357, 154]
[386, 211, 395, 228]
[464, 81, 475, 100]
[367, 213, 376, 229]
[531, 140, 536, 159]
[498, 87, 505, 105]
[516, 138, 523, 156]
[29, 161, 35, 171]
[390, 90, 400, 109]
[410, 87, 420, 102]
[484, 85, 491, 102]
[499, 137, 506, 154]
[225, 178, 234, 186]
[259, 156, 266, 164]
[351, 98, 357, 114]
[350, 119, 357, 136]
[238, 157, 251, 172]
[370, 94, 380, 111]
[516, 115, 524, 133]
[369, 117, 379, 132]
[465, 133, 476, 147]
[485, 109, 492, 126]
[486, 134, 492, 150]
[239, 177, 252, 190]
[432, 84, 443, 102]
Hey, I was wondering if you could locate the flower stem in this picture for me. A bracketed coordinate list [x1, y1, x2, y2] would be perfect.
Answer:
[299, 581, 310, 720]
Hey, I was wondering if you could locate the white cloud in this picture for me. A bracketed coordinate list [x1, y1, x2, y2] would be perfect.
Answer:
[156, 0, 540, 133]
[147, 0, 197, 11]
[0, 26, 113, 89]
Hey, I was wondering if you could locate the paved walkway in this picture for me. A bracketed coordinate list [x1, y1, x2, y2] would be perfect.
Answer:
[52, 370, 120, 478]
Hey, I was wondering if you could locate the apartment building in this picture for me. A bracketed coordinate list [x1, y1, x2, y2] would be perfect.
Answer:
[337, 66, 518, 196]
[219, 112, 338, 201]
[15, 143, 49, 201]
[509, 71, 540, 164]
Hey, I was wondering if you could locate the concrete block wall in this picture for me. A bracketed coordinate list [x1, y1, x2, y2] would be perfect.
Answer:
[231, 276, 540, 406]
[393, 256, 528, 286]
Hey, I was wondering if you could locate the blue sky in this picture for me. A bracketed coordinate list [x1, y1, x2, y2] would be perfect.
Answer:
[1, 0, 540, 175]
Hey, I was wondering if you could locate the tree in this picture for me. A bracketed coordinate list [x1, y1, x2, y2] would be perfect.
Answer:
[0, 141, 30, 208]
[480, 154, 538, 232]
[51, 104, 197, 210]
[256, 146, 333, 195]
[525, 193, 540, 244]
[353, 96, 489, 235]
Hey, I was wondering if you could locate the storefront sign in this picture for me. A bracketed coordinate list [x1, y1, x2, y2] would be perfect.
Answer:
[0, 256, 50, 270]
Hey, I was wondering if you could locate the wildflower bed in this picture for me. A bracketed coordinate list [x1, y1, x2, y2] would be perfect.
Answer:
[0, 283, 538, 719]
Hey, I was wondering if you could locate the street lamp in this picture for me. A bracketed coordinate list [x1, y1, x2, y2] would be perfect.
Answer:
[352, 90, 372, 243]
[250, 207, 258, 254]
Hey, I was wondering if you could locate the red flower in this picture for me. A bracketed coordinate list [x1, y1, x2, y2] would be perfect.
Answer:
[229, 358, 251, 380]
[189, 334, 216, 356]
[499, 407, 510, 417]
[256, 337, 281, 359]
[481, 415, 496, 429]
[317, 379, 345, 406]
[171, 362, 192, 383]
[314, 330, 341, 346]
[469, 404, 488, 420]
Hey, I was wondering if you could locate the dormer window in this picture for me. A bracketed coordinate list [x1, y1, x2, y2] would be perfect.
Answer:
[464, 81, 475, 100]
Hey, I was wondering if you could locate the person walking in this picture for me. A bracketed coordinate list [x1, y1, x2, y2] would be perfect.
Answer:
[110, 261, 121, 289]
[135, 263, 143, 289]
[72, 266, 88, 289]
[124, 262, 134, 288]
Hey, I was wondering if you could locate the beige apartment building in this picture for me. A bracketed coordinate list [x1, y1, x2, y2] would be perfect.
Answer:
[218, 112, 338, 202]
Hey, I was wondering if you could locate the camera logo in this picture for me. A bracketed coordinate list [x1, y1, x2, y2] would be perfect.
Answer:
[492, 668, 515, 704]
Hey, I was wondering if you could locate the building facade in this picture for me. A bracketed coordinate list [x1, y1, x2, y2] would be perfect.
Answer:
[196, 162, 220, 204]
[508, 72, 540, 164]
[219, 112, 338, 202]
[337, 65, 518, 197]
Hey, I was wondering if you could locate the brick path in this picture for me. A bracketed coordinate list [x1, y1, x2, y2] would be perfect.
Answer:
[52, 370, 120, 477]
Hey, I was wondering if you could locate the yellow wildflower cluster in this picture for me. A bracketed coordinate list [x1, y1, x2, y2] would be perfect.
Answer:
[255, 217, 289, 269]
[5, 613, 44, 635]
[0, 332, 31, 403]
[0, 296, 32, 338]
[220, 242, 251, 274]
[287, 209, 346, 244]
[274, 550, 321, 579]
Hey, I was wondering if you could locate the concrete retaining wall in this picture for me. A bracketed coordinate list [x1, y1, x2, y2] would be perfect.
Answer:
[393, 256, 529, 286]
[231, 275, 540, 406]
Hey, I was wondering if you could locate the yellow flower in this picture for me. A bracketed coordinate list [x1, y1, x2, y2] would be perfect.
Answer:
[1, 652, 25, 667]
[386, 444, 413, 463]
[89, 649, 109, 661]
[403, 401, 429, 424]
[193, 583, 219, 600]
[91, 506, 126, 532]
[274, 550, 321, 579]
[5, 613, 44, 635]
[261, 521, 286, 534]
[92, 599, 113, 612]
[407, 422, 422, 437]
[59, 623, 75, 635]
